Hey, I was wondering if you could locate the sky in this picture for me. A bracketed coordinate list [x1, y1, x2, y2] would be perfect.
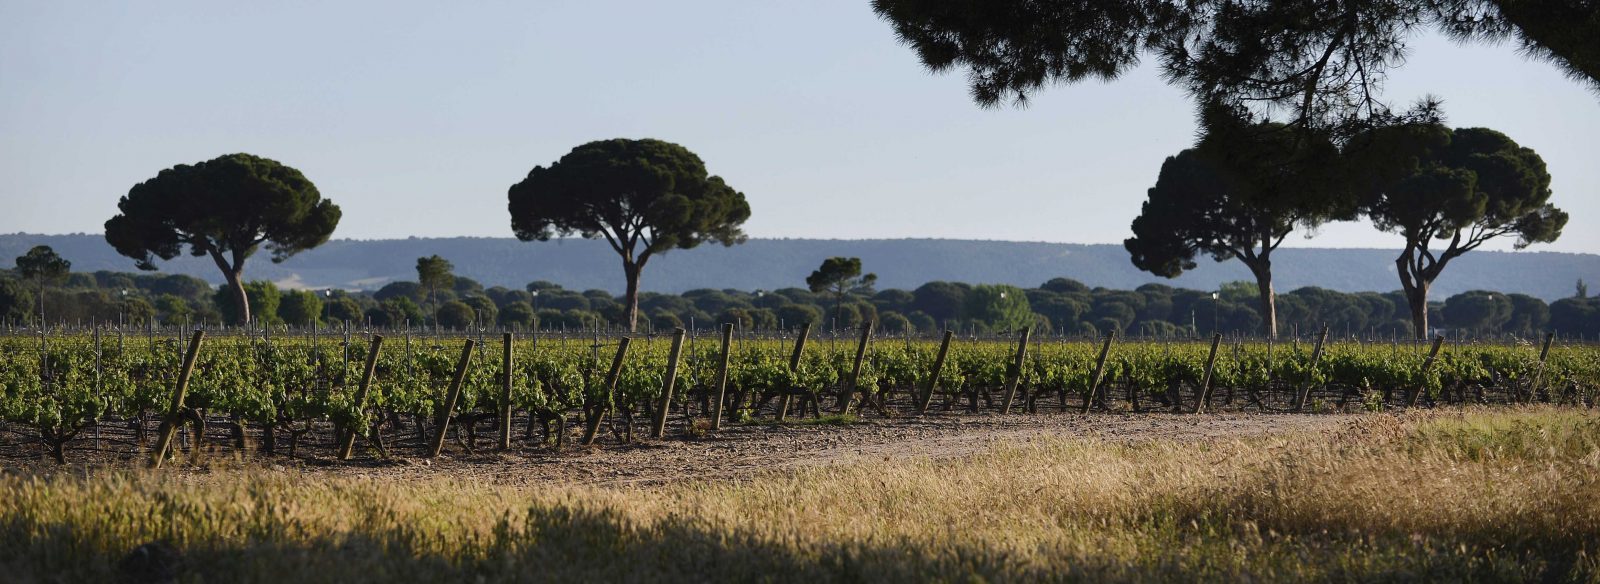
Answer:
[1, 1, 1596, 253]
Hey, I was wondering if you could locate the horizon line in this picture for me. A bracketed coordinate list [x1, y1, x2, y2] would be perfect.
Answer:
[1, 232, 1592, 256]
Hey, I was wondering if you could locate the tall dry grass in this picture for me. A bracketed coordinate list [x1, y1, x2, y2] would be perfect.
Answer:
[3, 407, 1598, 582]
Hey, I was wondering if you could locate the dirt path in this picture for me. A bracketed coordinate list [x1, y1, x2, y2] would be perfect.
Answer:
[294, 412, 1354, 488]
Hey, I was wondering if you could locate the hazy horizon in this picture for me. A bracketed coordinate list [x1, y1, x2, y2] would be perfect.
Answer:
[4, 230, 1599, 257]
[6, 233, 1596, 302]
[3, 1, 1596, 253]
[4, 230, 1600, 256]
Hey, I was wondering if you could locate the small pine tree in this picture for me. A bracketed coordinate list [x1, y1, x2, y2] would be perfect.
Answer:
[1579, 279, 1589, 299]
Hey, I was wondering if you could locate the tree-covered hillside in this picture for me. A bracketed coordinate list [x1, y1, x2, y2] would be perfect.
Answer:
[2, 234, 1596, 301]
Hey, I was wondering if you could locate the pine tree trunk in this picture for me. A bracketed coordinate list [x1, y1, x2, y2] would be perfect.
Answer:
[209, 249, 250, 325]
[224, 270, 251, 325]
[1397, 253, 1431, 339]
[1247, 261, 1277, 339]
[1407, 284, 1430, 339]
[623, 260, 641, 332]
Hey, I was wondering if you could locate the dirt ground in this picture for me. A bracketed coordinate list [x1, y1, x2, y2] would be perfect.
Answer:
[203, 411, 1352, 488]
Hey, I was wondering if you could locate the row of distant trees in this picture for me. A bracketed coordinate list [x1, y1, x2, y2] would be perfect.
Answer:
[8, 246, 1600, 338]
[89, 127, 1567, 342]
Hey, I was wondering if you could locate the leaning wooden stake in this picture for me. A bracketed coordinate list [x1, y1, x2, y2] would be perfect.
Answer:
[426, 340, 476, 458]
[709, 324, 734, 431]
[150, 330, 204, 468]
[93, 324, 102, 451]
[776, 323, 811, 422]
[337, 335, 385, 460]
[650, 328, 687, 438]
[582, 337, 631, 445]
[1293, 324, 1331, 412]
[1529, 332, 1555, 404]
[499, 332, 514, 450]
[1405, 335, 1446, 408]
[838, 322, 875, 414]
[1000, 327, 1031, 414]
[1079, 330, 1117, 414]
[915, 330, 955, 415]
[1190, 333, 1223, 414]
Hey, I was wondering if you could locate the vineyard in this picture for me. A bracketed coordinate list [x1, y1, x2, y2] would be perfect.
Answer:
[2, 323, 1597, 465]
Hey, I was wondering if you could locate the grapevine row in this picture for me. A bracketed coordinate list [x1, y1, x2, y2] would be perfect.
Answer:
[1, 328, 1596, 463]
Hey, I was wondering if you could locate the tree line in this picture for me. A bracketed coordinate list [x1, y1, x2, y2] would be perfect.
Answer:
[87, 125, 1571, 341]
[8, 246, 1600, 339]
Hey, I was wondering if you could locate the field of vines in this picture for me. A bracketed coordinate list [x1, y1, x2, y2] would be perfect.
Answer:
[3, 324, 1598, 464]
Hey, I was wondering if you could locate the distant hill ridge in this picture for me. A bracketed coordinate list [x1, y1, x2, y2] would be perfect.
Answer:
[2, 233, 1596, 301]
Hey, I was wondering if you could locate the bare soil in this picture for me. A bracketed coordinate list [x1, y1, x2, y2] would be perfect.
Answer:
[239, 411, 1352, 488]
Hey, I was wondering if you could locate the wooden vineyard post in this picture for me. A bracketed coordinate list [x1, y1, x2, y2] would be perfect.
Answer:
[776, 323, 811, 422]
[915, 330, 955, 415]
[1190, 333, 1223, 414]
[650, 328, 687, 438]
[582, 337, 631, 445]
[1293, 324, 1330, 412]
[838, 322, 874, 414]
[499, 332, 514, 450]
[709, 324, 734, 431]
[1405, 336, 1446, 408]
[1247, 336, 1272, 412]
[1530, 332, 1554, 404]
[966, 334, 981, 413]
[426, 340, 476, 458]
[1079, 330, 1117, 414]
[93, 324, 102, 450]
[337, 335, 385, 460]
[1000, 326, 1031, 414]
[150, 330, 205, 468]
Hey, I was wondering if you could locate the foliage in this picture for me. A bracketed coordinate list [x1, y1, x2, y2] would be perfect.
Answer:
[911, 282, 967, 321]
[0, 278, 35, 324]
[879, 311, 913, 333]
[325, 294, 364, 323]
[775, 304, 822, 330]
[5, 332, 1598, 468]
[1442, 290, 1513, 332]
[1350, 124, 1568, 336]
[104, 153, 340, 324]
[416, 255, 456, 322]
[1126, 114, 1352, 337]
[806, 257, 875, 296]
[507, 139, 751, 331]
[278, 289, 325, 327]
[499, 301, 536, 329]
[15, 246, 71, 287]
[871, 0, 1599, 137]
[8, 263, 1598, 337]
[435, 299, 479, 329]
[962, 285, 1032, 332]
[806, 257, 877, 330]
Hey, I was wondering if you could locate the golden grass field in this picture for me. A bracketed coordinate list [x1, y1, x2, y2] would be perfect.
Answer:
[4, 407, 1598, 583]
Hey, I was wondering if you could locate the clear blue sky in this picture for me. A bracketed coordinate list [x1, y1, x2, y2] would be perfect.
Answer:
[2, 1, 1596, 253]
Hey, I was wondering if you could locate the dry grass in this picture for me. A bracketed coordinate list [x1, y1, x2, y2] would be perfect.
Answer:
[4, 407, 1599, 583]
